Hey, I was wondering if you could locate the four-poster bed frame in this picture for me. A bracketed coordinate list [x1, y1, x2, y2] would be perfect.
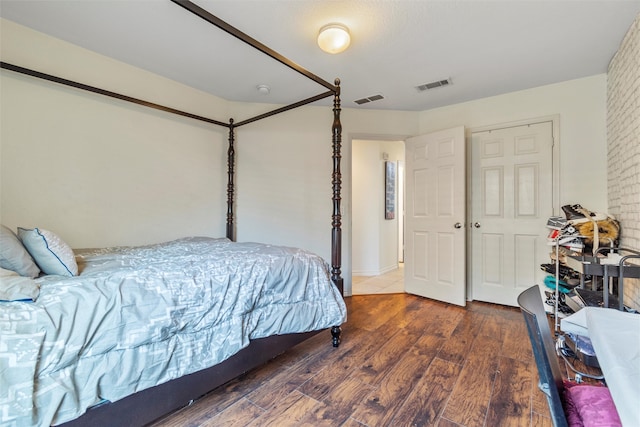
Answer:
[1, 1, 343, 425]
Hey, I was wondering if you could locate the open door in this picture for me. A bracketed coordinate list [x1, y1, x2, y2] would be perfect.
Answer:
[404, 126, 466, 306]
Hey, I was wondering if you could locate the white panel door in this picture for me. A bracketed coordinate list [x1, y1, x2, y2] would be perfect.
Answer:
[470, 121, 553, 306]
[405, 126, 466, 306]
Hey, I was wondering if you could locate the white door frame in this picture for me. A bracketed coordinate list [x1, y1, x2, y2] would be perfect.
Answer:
[397, 160, 405, 263]
[465, 115, 560, 301]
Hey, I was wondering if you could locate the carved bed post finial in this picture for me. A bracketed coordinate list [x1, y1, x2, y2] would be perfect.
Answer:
[227, 119, 236, 242]
[331, 78, 343, 296]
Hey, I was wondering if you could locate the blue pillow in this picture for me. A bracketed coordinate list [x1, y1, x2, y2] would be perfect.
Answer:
[0, 225, 40, 278]
[18, 228, 78, 276]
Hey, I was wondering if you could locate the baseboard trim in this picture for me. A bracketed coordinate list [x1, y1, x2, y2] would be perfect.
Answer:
[353, 264, 398, 277]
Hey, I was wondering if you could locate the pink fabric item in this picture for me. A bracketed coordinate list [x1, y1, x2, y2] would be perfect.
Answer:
[563, 381, 584, 427]
[564, 381, 622, 427]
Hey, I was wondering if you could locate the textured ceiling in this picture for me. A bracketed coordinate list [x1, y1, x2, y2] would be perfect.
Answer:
[1, 0, 639, 111]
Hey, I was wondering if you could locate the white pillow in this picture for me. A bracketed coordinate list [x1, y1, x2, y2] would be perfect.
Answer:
[17, 228, 78, 276]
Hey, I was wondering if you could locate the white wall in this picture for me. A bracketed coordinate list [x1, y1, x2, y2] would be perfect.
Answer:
[231, 106, 337, 260]
[1, 18, 611, 299]
[418, 75, 609, 213]
[1, 19, 230, 248]
[352, 140, 381, 275]
[0, 19, 420, 297]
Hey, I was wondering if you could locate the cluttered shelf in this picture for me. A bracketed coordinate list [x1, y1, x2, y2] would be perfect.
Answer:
[530, 205, 640, 426]
[542, 203, 640, 317]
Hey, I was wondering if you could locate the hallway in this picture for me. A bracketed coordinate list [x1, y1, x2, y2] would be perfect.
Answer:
[352, 264, 404, 295]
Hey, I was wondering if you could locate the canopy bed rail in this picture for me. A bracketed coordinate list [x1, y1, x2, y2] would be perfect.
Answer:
[0, 0, 345, 424]
[0, 61, 229, 127]
[170, 0, 338, 94]
[0, 64, 344, 294]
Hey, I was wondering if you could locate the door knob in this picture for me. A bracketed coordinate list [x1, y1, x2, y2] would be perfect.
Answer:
[454, 222, 462, 229]
[474, 222, 481, 228]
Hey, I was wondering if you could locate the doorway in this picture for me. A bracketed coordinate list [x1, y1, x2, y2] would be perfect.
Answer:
[351, 138, 405, 295]
[350, 117, 556, 304]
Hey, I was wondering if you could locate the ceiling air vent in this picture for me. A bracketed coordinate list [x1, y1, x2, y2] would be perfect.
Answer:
[416, 78, 452, 92]
[354, 94, 384, 105]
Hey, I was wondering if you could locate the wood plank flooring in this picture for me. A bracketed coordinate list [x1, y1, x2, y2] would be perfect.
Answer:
[149, 293, 573, 427]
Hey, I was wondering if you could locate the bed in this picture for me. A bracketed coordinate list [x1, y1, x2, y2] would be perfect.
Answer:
[0, 1, 345, 425]
[1, 235, 346, 426]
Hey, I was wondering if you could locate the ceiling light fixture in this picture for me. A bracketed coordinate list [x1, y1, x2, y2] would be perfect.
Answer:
[317, 23, 351, 54]
[256, 84, 271, 95]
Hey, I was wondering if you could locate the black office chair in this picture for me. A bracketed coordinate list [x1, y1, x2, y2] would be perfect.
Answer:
[518, 285, 569, 426]
[517, 285, 621, 427]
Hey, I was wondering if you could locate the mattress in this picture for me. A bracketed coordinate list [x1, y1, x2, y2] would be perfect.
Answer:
[0, 237, 346, 426]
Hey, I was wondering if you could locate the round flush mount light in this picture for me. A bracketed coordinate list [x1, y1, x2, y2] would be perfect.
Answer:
[317, 23, 351, 54]
[256, 84, 271, 95]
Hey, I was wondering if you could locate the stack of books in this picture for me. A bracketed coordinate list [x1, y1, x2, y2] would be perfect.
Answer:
[546, 216, 585, 253]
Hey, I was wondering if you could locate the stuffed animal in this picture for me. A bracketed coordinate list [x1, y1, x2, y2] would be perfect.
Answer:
[575, 217, 620, 246]
[562, 204, 620, 254]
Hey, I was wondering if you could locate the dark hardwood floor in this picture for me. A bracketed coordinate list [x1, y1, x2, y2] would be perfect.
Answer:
[149, 293, 582, 427]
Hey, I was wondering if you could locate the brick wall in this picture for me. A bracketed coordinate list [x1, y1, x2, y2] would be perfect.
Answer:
[607, 13, 640, 310]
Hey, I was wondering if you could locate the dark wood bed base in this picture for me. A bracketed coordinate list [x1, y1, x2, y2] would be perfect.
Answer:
[1, 1, 343, 425]
[61, 332, 319, 427]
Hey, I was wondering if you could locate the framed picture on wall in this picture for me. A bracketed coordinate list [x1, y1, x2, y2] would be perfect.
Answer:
[385, 160, 395, 220]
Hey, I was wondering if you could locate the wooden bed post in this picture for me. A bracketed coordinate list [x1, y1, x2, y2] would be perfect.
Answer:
[226, 119, 236, 241]
[331, 79, 343, 347]
[330, 79, 343, 294]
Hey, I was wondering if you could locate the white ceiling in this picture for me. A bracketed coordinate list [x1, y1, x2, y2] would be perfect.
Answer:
[1, 0, 639, 111]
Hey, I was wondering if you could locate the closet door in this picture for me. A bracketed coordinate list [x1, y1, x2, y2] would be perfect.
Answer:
[470, 121, 554, 306]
